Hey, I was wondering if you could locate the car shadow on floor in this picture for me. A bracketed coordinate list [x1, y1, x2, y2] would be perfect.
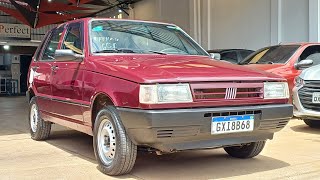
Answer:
[45, 128, 290, 180]
[46, 129, 96, 163]
[291, 124, 320, 135]
[131, 151, 289, 180]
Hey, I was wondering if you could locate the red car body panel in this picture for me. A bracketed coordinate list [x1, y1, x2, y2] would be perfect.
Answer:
[85, 55, 284, 84]
[28, 18, 289, 135]
[246, 43, 320, 91]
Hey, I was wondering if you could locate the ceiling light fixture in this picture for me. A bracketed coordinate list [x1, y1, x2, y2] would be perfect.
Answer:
[3, 45, 10, 50]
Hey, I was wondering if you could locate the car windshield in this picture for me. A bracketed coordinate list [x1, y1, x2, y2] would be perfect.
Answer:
[240, 45, 300, 65]
[90, 20, 208, 56]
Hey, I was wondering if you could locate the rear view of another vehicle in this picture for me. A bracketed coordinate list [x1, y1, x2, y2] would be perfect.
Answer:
[293, 64, 320, 128]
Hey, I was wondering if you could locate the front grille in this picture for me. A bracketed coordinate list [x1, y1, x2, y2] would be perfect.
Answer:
[191, 82, 264, 101]
[299, 81, 320, 111]
[204, 110, 262, 118]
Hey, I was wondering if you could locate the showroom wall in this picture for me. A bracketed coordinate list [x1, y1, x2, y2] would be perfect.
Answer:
[281, 0, 309, 43]
[131, 0, 319, 51]
[190, 0, 314, 50]
[202, 0, 272, 50]
[130, 0, 191, 33]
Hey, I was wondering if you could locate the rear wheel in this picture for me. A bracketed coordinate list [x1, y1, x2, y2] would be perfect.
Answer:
[29, 97, 51, 141]
[93, 106, 137, 176]
[224, 141, 266, 159]
[304, 119, 320, 128]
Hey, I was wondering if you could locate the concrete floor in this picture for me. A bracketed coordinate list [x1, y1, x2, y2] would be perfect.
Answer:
[0, 97, 320, 180]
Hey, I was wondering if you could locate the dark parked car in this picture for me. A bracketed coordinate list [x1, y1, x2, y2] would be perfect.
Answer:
[27, 18, 293, 176]
[207, 49, 254, 64]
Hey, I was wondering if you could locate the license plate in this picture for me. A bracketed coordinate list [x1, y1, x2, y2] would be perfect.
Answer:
[211, 115, 254, 135]
[312, 92, 320, 104]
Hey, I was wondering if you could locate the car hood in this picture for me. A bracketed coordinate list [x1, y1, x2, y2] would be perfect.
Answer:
[87, 55, 285, 83]
[300, 64, 320, 80]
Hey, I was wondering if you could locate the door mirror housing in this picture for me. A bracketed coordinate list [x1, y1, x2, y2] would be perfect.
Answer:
[210, 53, 221, 60]
[294, 59, 313, 70]
[54, 49, 84, 62]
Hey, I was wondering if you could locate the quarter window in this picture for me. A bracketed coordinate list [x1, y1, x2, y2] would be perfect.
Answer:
[62, 23, 83, 54]
[41, 27, 64, 61]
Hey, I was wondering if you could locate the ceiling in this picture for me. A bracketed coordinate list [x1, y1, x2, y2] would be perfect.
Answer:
[0, 0, 141, 28]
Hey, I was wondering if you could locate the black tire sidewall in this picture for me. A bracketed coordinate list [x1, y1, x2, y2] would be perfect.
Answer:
[224, 141, 266, 159]
[304, 119, 320, 128]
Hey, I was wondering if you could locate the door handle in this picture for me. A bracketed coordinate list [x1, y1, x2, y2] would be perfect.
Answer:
[31, 66, 39, 71]
[51, 65, 59, 71]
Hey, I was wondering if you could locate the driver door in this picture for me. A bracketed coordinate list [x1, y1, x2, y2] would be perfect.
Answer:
[50, 21, 85, 122]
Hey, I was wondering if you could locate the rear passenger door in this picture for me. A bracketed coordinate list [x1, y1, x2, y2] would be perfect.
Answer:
[32, 27, 64, 114]
[50, 22, 85, 122]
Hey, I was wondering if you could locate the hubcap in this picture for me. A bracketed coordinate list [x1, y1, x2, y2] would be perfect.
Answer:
[30, 104, 38, 132]
[97, 118, 116, 165]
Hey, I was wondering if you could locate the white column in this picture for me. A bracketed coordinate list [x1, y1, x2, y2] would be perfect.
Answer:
[207, 0, 212, 50]
[196, 0, 202, 45]
[309, 0, 320, 42]
[270, 0, 282, 45]
[189, 0, 202, 44]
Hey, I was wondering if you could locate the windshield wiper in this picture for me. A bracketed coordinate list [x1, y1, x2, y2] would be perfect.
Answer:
[251, 61, 274, 64]
[94, 48, 139, 54]
[148, 50, 167, 55]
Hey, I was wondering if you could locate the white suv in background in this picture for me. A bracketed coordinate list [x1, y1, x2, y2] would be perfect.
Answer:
[293, 64, 320, 128]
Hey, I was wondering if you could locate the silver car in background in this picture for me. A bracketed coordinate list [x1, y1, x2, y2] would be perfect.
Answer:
[293, 64, 320, 128]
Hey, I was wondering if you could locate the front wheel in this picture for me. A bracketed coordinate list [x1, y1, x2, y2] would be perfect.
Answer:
[304, 119, 320, 128]
[93, 106, 137, 176]
[224, 141, 266, 159]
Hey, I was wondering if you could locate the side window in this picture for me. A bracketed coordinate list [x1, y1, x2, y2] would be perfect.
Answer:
[34, 33, 50, 61]
[62, 23, 83, 55]
[300, 46, 320, 65]
[41, 27, 64, 61]
[240, 50, 253, 60]
[221, 52, 238, 63]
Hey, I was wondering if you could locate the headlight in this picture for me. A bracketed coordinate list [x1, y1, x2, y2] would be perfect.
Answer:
[294, 76, 304, 87]
[264, 82, 289, 99]
[139, 84, 193, 104]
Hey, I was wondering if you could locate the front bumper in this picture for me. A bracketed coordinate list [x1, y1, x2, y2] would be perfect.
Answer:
[293, 86, 320, 120]
[117, 104, 293, 152]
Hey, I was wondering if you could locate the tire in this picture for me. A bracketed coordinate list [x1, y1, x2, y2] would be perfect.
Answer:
[304, 119, 320, 128]
[93, 106, 137, 176]
[224, 141, 266, 159]
[29, 97, 51, 141]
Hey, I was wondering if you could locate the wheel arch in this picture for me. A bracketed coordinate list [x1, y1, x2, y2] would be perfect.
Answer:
[91, 92, 116, 129]
[28, 88, 36, 102]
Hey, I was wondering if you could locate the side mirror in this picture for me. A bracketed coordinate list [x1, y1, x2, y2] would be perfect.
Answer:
[54, 49, 84, 62]
[210, 53, 221, 60]
[294, 59, 313, 70]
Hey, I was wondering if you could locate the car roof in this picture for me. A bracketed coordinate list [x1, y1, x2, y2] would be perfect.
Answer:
[207, 49, 254, 53]
[59, 17, 176, 27]
[278, 42, 320, 46]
